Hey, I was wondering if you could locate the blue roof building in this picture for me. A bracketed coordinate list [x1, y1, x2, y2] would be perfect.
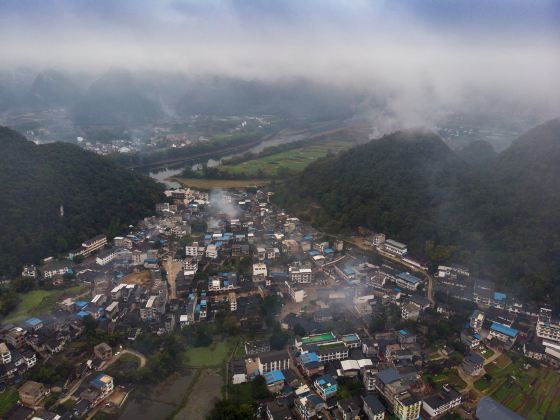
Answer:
[24, 317, 43, 328]
[314, 374, 338, 400]
[263, 370, 285, 385]
[490, 322, 518, 339]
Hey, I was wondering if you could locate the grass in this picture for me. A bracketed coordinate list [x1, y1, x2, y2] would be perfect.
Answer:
[480, 347, 495, 359]
[172, 178, 270, 190]
[183, 339, 237, 368]
[0, 388, 19, 417]
[221, 140, 351, 177]
[3, 284, 88, 323]
[426, 369, 467, 390]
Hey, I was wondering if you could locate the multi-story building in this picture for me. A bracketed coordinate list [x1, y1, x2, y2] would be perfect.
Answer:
[257, 350, 291, 373]
[289, 266, 313, 283]
[394, 392, 421, 420]
[422, 385, 461, 418]
[362, 394, 386, 420]
[384, 239, 407, 256]
[82, 235, 107, 256]
[536, 308, 560, 342]
[19, 381, 47, 407]
[0, 342, 11, 364]
[286, 281, 307, 303]
[488, 322, 518, 346]
[314, 374, 338, 400]
[470, 310, 485, 332]
[229, 292, 237, 311]
[372, 233, 386, 247]
[396, 272, 422, 291]
[462, 352, 484, 376]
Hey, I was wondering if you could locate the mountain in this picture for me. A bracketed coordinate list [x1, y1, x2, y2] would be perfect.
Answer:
[275, 119, 560, 307]
[72, 70, 163, 126]
[26, 69, 82, 107]
[457, 140, 497, 166]
[0, 126, 164, 276]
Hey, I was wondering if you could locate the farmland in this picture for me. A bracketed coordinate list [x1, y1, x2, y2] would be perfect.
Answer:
[475, 353, 560, 419]
[172, 178, 270, 190]
[220, 139, 352, 177]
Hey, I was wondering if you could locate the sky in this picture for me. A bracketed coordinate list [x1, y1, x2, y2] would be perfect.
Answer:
[1, 0, 559, 121]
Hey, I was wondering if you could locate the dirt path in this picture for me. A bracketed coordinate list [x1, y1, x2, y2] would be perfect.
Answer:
[164, 256, 182, 299]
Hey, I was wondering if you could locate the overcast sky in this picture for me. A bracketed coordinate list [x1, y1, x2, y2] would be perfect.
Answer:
[1, 0, 559, 120]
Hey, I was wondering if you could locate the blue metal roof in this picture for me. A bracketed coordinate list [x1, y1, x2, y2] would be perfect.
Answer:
[324, 248, 334, 254]
[263, 370, 285, 384]
[299, 352, 319, 364]
[76, 311, 89, 318]
[377, 368, 400, 385]
[343, 267, 355, 275]
[398, 272, 421, 284]
[25, 317, 42, 326]
[490, 322, 518, 338]
[493, 292, 507, 302]
[75, 301, 88, 308]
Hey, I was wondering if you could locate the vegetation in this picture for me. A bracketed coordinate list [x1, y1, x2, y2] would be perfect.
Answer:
[0, 126, 163, 277]
[0, 388, 18, 417]
[275, 119, 560, 308]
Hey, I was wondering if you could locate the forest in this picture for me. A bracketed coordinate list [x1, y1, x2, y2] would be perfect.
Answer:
[0, 126, 164, 276]
[274, 119, 560, 308]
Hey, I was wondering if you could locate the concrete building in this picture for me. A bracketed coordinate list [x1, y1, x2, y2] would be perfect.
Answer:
[19, 381, 47, 407]
[422, 385, 461, 418]
[384, 239, 407, 256]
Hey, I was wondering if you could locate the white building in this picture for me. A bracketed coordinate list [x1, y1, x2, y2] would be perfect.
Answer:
[286, 281, 307, 303]
[384, 239, 407, 256]
[205, 244, 218, 259]
[253, 263, 268, 278]
[289, 266, 313, 283]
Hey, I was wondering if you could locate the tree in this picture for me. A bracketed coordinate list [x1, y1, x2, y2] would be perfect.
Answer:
[269, 331, 290, 350]
[207, 399, 253, 420]
[294, 323, 306, 337]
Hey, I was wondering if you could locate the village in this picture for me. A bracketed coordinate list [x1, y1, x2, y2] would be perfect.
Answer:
[1, 185, 560, 420]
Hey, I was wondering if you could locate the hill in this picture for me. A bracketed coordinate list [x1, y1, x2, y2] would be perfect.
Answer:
[274, 119, 560, 306]
[0, 127, 164, 276]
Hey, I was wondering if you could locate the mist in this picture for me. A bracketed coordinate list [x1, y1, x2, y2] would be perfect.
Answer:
[1, 0, 559, 127]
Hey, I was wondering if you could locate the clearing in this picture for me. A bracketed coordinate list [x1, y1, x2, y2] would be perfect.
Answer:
[122, 270, 153, 288]
[183, 339, 237, 368]
[3, 284, 88, 323]
[174, 369, 224, 420]
[172, 178, 270, 189]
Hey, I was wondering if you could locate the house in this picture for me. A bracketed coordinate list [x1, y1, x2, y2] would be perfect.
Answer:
[253, 263, 268, 278]
[393, 393, 422, 420]
[19, 380, 47, 407]
[245, 340, 271, 355]
[5, 327, 26, 349]
[396, 272, 422, 291]
[401, 303, 421, 321]
[337, 397, 361, 420]
[422, 385, 461, 418]
[470, 310, 485, 332]
[295, 393, 326, 420]
[384, 239, 407, 256]
[462, 352, 484, 376]
[41, 261, 70, 279]
[89, 373, 114, 403]
[461, 329, 481, 349]
[314, 374, 337, 400]
[286, 282, 307, 303]
[96, 248, 117, 266]
[258, 350, 291, 373]
[263, 370, 285, 393]
[289, 266, 312, 283]
[205, 244, 218, 259]
[82, 235, 107, 256]
[297, 352, 324, 377]
[231, 360, 247, 385]
[362, 394, 386, 420]
[94, 343, 112, 361]
[523, 342, 546, 361]
[266, 400, 294, 420]
[24, 317, 43, 331]
[0, 342, 11, 364]
[488, 322, 518, 346]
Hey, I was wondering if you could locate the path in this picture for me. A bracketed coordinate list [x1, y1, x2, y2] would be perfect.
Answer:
[163, 256, 182, 299]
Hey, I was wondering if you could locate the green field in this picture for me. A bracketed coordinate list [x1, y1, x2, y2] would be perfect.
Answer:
[0, 388, 19, 417]
[426, 369, 467, 390]
[221, 140, 351, 177]
[476, 353, 560, 419]
[172, 177, 270, 190]
[183, 339, 237, 368]
[3, 285, 88, 323]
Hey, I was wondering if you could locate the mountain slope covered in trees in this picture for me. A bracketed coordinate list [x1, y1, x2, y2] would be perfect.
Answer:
[0, 127, 164, 276]
[274, 119, 560, 306]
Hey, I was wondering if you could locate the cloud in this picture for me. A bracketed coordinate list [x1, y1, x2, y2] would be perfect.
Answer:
[0, 0, 559, 123]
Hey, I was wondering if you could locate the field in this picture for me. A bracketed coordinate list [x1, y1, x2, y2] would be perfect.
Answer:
[221, 140, 352, 177]
[426, 369, 467, 390]
[172, 178, 270, 189]
[4, 284, 88, 323]
[183, 339, 237, 368]
[0, 388, 18, 417]
[475, 353, 560, 419]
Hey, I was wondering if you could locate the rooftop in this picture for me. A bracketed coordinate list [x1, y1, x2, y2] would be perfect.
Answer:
[490, 322, 518, 338]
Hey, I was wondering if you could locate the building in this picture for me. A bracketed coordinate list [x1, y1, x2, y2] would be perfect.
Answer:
[462, 352, 484, 376]
[422, 385, 461, 418]
[536, 307, 560, 343]
[258, 350, 290, 373]
[396, 272, 422, 291]
[253, 263, 268, 278]
[266, 401, 294, 420]
[245, 340, 271, 355]
[286, 281, 307, 303]
[90, 373, 114, 401]
[41, 261, 70, 279]
[0, 342, 11, 364]
[384, 239, 407, 256]
[264, 370, 286, 393]
[401, 303, 421, 321]
[314, 374, 338, 400]
[476, 397, 524, 420]
[295, 393, 326, 420]
[372, 233, 386, 247]
[229, 292, 237, 311]
[362, 394, 386, 420]
[82, 235, 107, 256]
[19, 381, 47, 407]
[394, 392, 422, 420]
[205, 244, 218, 259]
[470, 310, 485, 332]
[96, 248, 117, 266]
[289, 266, 313, 283]
[488, 322, 518, 346]
[5, 327, 26, 348]
[94, 343, 112, 361]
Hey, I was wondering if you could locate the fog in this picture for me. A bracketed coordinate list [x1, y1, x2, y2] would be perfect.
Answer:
[1, 0, 559, 124]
